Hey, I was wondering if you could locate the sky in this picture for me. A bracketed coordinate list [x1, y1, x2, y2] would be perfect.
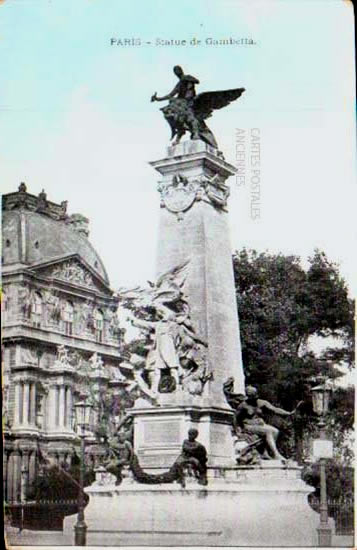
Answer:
[1, 0, 356, 302]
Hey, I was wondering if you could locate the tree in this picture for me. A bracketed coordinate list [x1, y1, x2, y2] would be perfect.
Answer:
[233, 248, 354, 463]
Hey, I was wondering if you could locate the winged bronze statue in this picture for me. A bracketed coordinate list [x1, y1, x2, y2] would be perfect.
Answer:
[151, 66, 245, 149]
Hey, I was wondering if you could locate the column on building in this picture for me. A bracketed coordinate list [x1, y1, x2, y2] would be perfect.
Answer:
[47, 382, 72, 432]
[30, 382, 37, 426]
[13, 381, 23, 426]
[47, 384, 58, 431]
[13, 379, 39, 428]
[12, 450, 21, 503]
[65, 386, 73, 430]
[59, 385, 66, 429]
[22, 381, 30, 426]
[6, 451, 15, 502]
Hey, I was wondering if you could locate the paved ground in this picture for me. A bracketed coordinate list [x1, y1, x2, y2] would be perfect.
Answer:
[5, 526, 73, 547]
[5, 526, 354, 548]
[332, 534, 355, 547]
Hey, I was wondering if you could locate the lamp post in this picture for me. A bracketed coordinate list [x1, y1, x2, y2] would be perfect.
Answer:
[74, 399, 93, 547]
[311, 379, 333, 547]
[20, 461, 29, 532]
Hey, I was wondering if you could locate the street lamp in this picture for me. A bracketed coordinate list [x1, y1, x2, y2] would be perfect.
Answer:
[311, 379, 333, 547]
[74, 399, 93, 546]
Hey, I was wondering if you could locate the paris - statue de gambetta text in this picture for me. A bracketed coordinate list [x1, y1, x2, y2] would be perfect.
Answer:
[151, 65, 245, 149]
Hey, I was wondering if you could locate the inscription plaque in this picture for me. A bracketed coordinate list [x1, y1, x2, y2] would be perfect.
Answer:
[143, 420, 181, 446]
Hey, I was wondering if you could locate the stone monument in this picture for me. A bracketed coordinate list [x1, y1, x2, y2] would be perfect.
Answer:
[131, 138, 246, 470]
[125, 68, 247, 469]
[64, 67, 320, 546]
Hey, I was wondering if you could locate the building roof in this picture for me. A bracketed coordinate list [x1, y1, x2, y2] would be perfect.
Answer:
[2, 183, 109, 284]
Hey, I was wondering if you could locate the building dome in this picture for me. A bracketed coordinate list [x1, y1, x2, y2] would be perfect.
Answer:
[2, 184, 109, 284]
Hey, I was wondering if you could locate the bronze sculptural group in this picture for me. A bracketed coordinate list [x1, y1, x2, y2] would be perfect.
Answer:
[223, 378, 302, 464]
[151, 65, 245, 149]
[117, 261, 212, 403]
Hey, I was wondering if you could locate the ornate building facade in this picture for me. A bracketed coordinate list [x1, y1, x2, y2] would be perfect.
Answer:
[2, 184, 129, 503]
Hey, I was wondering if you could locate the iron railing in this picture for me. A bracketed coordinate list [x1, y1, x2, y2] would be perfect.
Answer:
[309, 497, 354, 536]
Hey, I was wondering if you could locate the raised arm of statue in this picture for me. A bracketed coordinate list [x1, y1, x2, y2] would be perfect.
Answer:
[129, 315, 156, 331]
[151, 82, 180, 102]
[259, 399, 294, 417]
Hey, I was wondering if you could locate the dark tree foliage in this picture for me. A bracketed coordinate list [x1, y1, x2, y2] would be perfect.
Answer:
[302, 461, 354, 500]
[233, 248, 354, 463]
[27, 459, 94, 503]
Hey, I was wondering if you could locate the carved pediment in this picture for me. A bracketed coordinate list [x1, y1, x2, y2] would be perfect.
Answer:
[32, 256, 109, 292]
[51, 260, 96, 288]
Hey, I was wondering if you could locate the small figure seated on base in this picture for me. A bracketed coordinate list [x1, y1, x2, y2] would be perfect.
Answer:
[223, 378, 301, 464]
[174, 428, 208, 487]
[104, 431, 134, 485]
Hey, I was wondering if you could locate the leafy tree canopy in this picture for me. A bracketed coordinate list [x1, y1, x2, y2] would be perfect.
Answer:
[233, 248, 354, 463]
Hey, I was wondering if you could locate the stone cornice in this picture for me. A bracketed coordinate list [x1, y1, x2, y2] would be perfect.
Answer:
[150, 141, 236, 179]
[2, 325, 122, 359]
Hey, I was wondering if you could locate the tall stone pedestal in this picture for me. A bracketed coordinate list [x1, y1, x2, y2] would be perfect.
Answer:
[64, 465, 320, 546]
[151, 140, 244, 401]
[132, 140, 245, 468]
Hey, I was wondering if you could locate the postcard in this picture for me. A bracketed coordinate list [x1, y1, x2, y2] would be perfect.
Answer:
[2, 1, 355, 549]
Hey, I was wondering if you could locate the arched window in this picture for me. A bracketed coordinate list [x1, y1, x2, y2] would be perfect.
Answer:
[94, 309, 104, 343]
[62, 301, 74, 336]
[31, 292, 43, 328]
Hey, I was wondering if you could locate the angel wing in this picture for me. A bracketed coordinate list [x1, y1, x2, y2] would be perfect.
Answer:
[152, 259, 191, 306]
[193, 88, 245, 121]
[156, 259, 190, 289]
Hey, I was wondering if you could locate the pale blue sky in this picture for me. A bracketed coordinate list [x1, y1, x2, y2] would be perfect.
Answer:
[1, 0, 356, 297]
